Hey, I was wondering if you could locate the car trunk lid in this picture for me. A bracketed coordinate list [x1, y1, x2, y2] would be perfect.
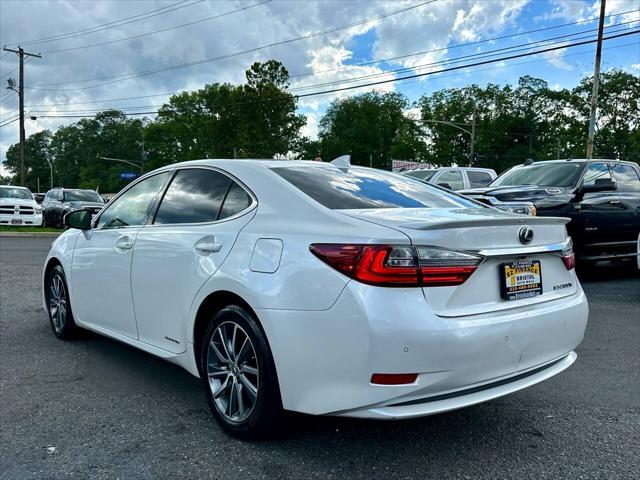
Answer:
[337, 207, 578, 316]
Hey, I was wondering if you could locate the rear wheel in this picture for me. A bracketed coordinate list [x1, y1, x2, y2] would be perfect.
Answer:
[46, 265, 78, 339]
[200, 305, 282, 439]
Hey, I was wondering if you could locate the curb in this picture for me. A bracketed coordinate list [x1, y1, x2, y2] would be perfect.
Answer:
[0, 232, 61, 238]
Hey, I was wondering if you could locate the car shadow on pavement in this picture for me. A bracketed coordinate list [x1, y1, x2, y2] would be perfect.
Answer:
[576, 259, 639, 283]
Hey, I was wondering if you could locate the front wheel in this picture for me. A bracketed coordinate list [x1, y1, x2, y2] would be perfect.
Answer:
[200, 305, 283, 439]
[46, 265, 78, 339]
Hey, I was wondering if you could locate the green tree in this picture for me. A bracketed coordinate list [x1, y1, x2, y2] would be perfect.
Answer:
[145, 60, 305, 163]
[4, 130, 52, 192]
[316, 91, 425, 169]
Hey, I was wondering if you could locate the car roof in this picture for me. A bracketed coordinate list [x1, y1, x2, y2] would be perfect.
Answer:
[527, 159, 636, 166]
[404, 166, 495, 172]
[0, 185, 29, 189]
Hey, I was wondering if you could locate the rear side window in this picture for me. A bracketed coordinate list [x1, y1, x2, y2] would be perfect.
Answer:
[153, 168, 252, 224]
[272, 166, 475, 209]
[219, 182, 252, 219]
[467, 170, 493, 188]
[154, 169, 231, 224]
[611, 164, 640, 192]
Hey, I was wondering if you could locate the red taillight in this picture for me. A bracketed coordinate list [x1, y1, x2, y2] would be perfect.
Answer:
[561, 239, 575, 270]
[310, 244, 419, 287]
[310, 244, 483, 287]
[421, 265, 479, 286]
[371, 373, 418, 385]
[561, 252, 575, 270]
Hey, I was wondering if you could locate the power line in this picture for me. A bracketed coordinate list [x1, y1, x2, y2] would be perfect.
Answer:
[28, 30, 638, 120]
[22, 12, 639, 107]
[26, 26, 637, 115]
[287, 8, 640, 80]
[29, 1, 438, 90]
[27, 40, 635, 119]
[4, 0, 203, 48]
[288, 22, 638, 92]
[0, 116, 19, 128]
[40, 1, 273, 54]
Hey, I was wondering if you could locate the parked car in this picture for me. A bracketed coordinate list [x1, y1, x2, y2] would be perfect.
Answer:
[459, 159, 640, 264]
[42, 188, 105, 227]
[44, 158, 588, 438]
[32, 192, 45, 204]
[403, 167, 497, 190]
[0, 185, 43, 226]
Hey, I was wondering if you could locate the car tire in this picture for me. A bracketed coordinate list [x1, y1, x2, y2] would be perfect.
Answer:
[46, 265, 79, 340]
[200, 305, 283, 440]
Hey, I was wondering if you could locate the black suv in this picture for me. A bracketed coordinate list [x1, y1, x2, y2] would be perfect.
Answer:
[43, 188, 105, 227]
[459, 159, 640, 264]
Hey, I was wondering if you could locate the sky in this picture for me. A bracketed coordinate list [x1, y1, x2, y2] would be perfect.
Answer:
[0, 0, 639, 174]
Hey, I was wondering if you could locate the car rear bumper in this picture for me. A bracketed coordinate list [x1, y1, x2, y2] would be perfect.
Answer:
[336, 352, 576, 419]
[0, 213, 43, 226]
[257, 283, 588, 417]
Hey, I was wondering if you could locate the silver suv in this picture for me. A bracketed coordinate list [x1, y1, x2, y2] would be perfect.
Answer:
[403, 167, 497, 191]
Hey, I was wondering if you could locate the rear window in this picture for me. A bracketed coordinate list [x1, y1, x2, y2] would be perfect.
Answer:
[272, 166, 476, 209]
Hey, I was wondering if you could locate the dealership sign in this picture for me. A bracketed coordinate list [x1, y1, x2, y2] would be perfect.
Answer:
[392, 160, 430, 172]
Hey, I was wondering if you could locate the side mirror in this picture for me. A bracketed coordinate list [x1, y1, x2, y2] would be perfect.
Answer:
[64, 209, 92, 230]
[437, 182, 453, 190]
[580, 179, 617, 194]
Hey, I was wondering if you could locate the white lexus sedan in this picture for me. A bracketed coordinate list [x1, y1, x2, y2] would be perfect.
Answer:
[43, 158, 588, 438]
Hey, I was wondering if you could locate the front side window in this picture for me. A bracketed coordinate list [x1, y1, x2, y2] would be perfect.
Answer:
[491, 162, 585, 188]
[582, 162, 611, 186]
[611, 164, 640, 192]
[0, 187, 32, 200]
[154, 168, 246, 224]
[97, 172, 170, 229]
[436, 170, 465, 190]
[467, 170, 493, 188]
[272, 166, 475, 209]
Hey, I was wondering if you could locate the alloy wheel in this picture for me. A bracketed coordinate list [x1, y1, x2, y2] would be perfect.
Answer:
[48, 274, 67, 332]
[207, 321, 259, 423]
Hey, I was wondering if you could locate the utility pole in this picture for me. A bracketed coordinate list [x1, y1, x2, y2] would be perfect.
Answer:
[3, 46, 41, 187]
[586, 0, 606, 159]
[469, 102, 476, 166]
[140, 142, 147, 173]
[369, 153, 373, 168]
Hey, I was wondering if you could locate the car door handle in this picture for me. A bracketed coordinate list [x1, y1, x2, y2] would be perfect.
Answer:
[194, 237, 223, 255]
[115, 235, 134, 251]
[609, 200, 621, 205]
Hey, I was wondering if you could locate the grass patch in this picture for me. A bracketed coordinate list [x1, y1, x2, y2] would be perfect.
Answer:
[0, 225, 64, 233]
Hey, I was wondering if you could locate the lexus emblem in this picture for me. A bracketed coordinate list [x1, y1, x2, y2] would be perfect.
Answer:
[519, 226, 534, 244]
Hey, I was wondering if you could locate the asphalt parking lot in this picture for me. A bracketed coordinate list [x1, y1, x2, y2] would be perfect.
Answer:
[0, 236, 638, 480]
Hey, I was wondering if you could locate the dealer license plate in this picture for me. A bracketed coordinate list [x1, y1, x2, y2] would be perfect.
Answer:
[11, 219, 23, 225]
[500, 260, 542, 300]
